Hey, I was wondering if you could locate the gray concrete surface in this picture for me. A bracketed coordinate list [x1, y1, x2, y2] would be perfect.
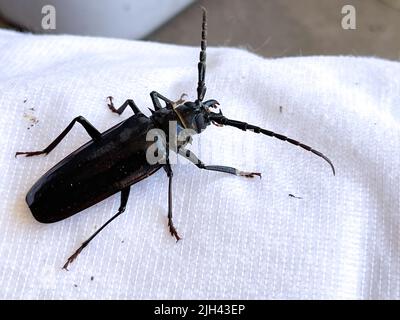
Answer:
[1, 0, 399, 60]
[147, 0, 400, 60]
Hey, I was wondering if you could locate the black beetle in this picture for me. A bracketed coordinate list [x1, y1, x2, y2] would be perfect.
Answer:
[16, 8, 335, 270]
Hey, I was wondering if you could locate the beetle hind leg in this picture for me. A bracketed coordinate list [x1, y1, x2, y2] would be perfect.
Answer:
[62, 187, 131, 270]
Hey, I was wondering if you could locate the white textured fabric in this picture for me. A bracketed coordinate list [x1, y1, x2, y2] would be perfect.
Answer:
[0, 29, 399, 300]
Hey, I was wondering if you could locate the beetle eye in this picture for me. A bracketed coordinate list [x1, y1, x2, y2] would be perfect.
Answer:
[212, 105, 221, 115]
[204, 99, 220, 110]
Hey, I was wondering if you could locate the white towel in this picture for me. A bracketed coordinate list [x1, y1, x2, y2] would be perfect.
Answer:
[0, 29, 399, 299]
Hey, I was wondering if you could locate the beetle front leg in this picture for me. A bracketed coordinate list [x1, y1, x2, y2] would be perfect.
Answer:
[178, 147, 261, 178]
[150, 91, 174, 110]
[106, 96, 142, 115]
[63, 187, 131, 270]
[150, 91, 188, 111]
[15, 116, 101, 157]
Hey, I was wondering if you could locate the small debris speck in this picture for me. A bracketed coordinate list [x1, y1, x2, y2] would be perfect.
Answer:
[74, 284, 78, 288]
[23, 111, 39, 129]
[289, 194, 303, 199]
[90, 276, 94, 281]
[121, 240, 124, 243]
[23, 98, 27, 103]
[279, 106, 283, 113]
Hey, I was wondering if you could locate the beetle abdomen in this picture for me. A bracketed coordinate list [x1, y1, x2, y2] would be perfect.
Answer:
[26, 115, 162, 223]
[26, 161, 161, 223]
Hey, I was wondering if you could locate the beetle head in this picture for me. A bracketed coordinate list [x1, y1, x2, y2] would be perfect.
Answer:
[174, 99, 221, 133]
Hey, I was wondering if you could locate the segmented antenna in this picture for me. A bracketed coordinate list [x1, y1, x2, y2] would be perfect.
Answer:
[197, 7, 207, 102]
[209, 114, 336, 175]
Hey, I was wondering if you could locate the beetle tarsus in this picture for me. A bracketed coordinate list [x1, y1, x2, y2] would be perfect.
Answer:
[174, 93, 188, 106]
[168, 219, 181, 242]
[15, 150, 47, 157]
[107, 97, 142, 116]
[62, 242, 87, 270]
[238, 171, 262, 179]
[106, 96, 118, 114]
[62, 253, 77, 271]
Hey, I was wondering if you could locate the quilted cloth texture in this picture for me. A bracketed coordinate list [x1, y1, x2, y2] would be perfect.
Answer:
[0, 29, 399, 299]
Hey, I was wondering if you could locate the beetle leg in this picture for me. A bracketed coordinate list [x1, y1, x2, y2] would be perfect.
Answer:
[15, 116, 101, 157]
[150, 91, 173, 110]
[178, 146, 261, 178]
[106, 96, 142, 115]
[163, 153, 181, 242]
[63, 187, 131, 270]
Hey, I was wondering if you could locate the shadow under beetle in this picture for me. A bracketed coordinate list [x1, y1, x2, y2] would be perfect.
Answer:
[16, 8, 335, 270]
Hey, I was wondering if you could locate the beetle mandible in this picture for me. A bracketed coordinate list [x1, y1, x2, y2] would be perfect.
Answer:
[16, 8, 335, 270]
